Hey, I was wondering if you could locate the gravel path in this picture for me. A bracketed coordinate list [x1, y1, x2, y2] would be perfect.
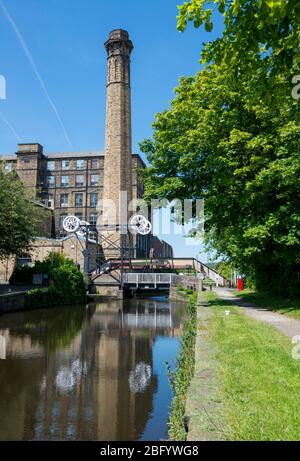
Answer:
[214, 287, 300, 339]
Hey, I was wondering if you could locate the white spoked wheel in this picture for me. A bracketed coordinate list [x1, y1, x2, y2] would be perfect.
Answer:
[77, 220, 90, 237]
[63, 216, 80, 233]
[129, 215, 152, 235]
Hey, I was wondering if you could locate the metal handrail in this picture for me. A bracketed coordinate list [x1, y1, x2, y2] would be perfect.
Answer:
[124, 273, 175, 285]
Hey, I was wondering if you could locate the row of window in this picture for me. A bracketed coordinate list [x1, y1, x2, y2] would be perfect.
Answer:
[47, 159, 100, 171]
[57, 192, 99, 208]
[4, 159, 100, 173]
[59, 213, 98, 226]
[47, 174, 100, 188]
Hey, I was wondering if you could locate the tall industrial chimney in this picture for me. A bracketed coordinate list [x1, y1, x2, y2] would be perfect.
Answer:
[102, 29, 133, 229]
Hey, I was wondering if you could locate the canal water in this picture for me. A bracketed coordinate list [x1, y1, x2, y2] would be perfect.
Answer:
[0, 297, 187, 441]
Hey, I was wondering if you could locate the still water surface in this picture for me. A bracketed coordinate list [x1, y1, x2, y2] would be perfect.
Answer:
[0, 297, 186, 441]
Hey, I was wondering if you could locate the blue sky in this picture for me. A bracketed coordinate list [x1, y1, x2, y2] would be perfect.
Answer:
[0, 0, 223, 259]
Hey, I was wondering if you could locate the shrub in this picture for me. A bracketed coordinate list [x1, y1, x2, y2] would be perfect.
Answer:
[49, 260, 86, 304]
[24, 253, 86, 309]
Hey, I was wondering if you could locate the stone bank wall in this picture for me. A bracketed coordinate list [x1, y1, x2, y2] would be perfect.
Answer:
[0, 292, 25, 314]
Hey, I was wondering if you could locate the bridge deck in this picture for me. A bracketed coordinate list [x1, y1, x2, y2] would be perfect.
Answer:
[91, 257, 227, 286]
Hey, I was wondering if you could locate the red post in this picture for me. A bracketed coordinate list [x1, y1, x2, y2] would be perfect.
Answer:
[237, 276, 243, 291]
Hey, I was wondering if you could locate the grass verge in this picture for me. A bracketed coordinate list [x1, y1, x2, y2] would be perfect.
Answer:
[235, 289, 300, 319]
[168, 291, 197, 441]
[206, 291, 300, 440]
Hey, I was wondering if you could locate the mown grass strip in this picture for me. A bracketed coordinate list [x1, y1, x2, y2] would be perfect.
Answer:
[206, 291, 300, 441]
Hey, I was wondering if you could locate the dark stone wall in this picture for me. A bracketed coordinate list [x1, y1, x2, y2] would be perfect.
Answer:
[0, 292, 25, 313]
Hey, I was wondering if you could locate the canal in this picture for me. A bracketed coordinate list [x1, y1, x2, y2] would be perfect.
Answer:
[0, 297, 187, 441]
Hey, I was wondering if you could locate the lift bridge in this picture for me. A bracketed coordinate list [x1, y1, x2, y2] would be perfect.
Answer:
[62, 215, 227, 294]
[89, 258, 225, 293]
[93, 270, 178, 292]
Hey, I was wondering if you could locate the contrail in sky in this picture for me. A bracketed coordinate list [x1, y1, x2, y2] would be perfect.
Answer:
[0, 0, 73, 149]
[0, 111, 21, 141]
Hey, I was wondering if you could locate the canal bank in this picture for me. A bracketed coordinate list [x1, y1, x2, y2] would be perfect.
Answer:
[0, 288, 86, 315]
[185, 291, 224, 441]
[167, 286, 224, 441]
[0, 291, 27, 314]
[0, 284, 35, 314]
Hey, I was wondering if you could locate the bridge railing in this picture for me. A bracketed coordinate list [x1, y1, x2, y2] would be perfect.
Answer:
[124, 273, 175, 286]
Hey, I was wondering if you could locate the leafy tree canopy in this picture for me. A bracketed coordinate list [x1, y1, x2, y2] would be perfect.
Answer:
[140, 0, 300, 295]
[177, 0, 300, 68]
[0, 167, 45, 260]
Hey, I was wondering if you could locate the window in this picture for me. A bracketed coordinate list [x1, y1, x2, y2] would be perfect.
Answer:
[76, 175, 84, 187]
[61, 176, 69, 188]
[89, 213, 98, 225]
[59, 214, 67, 227]
[47, 194, 54, 208]
[91, 174, 99, 186]
[61, 160, 70, 170]
[47, 176, 55, 188]
[75, 193, 83, 207]
[90, 192, 98, 207]
[75, 213, 83, 221]
[47, 161, 55, 171]
[76, 159, 85, 170]
[60, 194, 68, 207]
[4, 162, 13, 172]
[91, 159, 99, 169]
[15, 256, 32, 267]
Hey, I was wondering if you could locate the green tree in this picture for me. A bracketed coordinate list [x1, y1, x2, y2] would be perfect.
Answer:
[215, 260, 235, 282]
[177, 0, 300, 69]
[140, 1, 300, 296]
[23, 253, 86, 308]
[0, 168, 43, 259]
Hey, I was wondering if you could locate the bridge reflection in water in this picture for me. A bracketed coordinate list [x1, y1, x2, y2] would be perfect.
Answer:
[0, 297, 186, 441]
